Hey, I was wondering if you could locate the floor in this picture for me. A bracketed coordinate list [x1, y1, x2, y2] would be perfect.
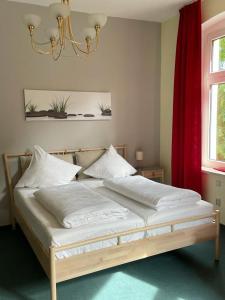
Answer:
[0, 225, 224, 300]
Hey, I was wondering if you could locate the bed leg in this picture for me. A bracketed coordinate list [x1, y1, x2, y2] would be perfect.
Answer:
[215, 210, 220, 262]
[50, 246, 57, 300]
[12, 217, 16, 230]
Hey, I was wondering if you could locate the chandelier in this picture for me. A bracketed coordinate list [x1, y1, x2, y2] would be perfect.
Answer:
[23, 0, 107, 60]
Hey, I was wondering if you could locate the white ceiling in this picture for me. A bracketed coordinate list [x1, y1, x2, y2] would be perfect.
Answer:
[8, 0, 191, 22]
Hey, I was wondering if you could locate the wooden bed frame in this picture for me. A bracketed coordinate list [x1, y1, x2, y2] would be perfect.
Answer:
[3, 145, 220, 300]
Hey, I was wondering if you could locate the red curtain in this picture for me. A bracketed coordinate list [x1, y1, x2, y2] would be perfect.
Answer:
[172, 0, 202, 194]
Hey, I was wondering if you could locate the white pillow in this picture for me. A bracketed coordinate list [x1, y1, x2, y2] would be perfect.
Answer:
[83, 145, 136, 179]
[16, 145, 81, 188]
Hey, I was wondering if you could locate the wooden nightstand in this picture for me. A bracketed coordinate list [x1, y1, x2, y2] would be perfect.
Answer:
[137, 167, 164, 183]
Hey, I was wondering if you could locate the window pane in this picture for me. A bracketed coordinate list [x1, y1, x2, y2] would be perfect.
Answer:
[209, 83, 225, 162]
[212, 36, 225, 72]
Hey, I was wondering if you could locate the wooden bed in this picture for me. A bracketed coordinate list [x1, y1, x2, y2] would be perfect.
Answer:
[3, 145, 220, 300]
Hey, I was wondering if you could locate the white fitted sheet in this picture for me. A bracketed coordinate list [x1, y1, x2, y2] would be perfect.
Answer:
[14, 179, 214, 259]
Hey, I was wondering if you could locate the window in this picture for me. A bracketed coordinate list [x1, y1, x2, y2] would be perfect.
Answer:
[203, 20, 225, 168]
[211, 36, 225, 72]
[209, 83, 225, 162]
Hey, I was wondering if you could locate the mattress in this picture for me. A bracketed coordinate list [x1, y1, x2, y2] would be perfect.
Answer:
[14, 179, 214, 259]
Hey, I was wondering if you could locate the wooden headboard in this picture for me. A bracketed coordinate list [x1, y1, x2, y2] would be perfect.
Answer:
[3, 144, 127, 227]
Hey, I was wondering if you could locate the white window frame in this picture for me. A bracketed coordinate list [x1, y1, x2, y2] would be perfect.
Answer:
[202, 18, 225, 169]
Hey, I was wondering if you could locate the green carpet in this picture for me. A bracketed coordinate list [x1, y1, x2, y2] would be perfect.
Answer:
[0, 225, 224, 300]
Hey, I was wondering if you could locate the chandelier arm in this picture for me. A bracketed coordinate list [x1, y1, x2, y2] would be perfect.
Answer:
[31, 39, 52, 46]
[66, 15, 99, 55]
[76, 36, 99, 55]
[66, 16, 87, 55]
[75, 44, 89, 55]
[92, 28, 100, 52]
[73, 41, 96, 55]
[57, 17, 65, 47]
[75, 37, 97, 55]
[77, 28, 101, 54]
[30, 35, 52, 55]
[62, 19, 66, 48]
[52, 48, 63, 61]
[89, 38, 99, 53]
[52, 43, 63, 61]
[28, 26, 60, 55]
[71, 41, 79, 56]
[65, 35, 81, 45]
[67, 16, 81, 45]
[33, 35, 61, 47]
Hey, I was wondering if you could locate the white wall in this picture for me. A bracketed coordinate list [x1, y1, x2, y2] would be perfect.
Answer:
[160, 16, 179, 184]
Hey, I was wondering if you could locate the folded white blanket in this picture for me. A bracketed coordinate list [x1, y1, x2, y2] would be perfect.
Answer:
[103, 176, 201, 210]
[34, 182, 128, 229]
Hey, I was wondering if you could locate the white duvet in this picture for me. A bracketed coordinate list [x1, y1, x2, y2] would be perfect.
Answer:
[34, 182, 128, 229]
[104, 176, 201, 210]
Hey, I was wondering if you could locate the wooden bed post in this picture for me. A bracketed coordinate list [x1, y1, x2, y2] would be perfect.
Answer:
[215, 210, 220, 261]
[2, 154, 16, 229]
[50, 246, 57, 300]
[123, 146, 128, 160]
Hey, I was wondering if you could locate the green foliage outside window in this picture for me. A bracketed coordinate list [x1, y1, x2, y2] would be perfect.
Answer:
[216, 37, 225, 161]
[219, 37, 225, 68]
[217, 84, 225, 161]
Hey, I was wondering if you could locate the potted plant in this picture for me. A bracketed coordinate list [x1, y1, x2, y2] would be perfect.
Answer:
[99, 104, 112, 116]
[49, 96, 70, 119]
